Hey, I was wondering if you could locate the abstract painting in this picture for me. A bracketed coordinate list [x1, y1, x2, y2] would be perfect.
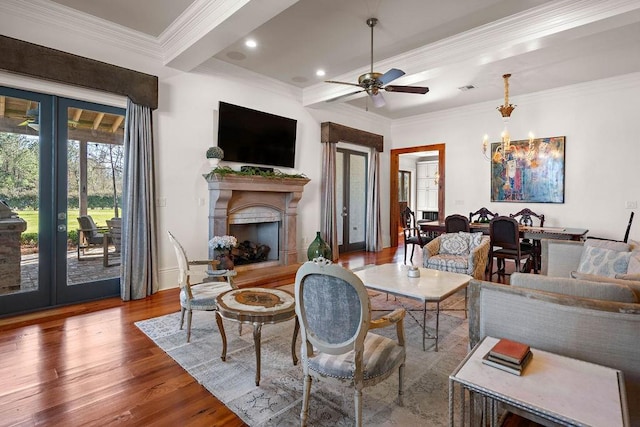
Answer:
[490, 136, 565, 203]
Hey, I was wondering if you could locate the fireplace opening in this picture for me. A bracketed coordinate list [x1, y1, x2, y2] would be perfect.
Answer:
[229, 221, 279, 266]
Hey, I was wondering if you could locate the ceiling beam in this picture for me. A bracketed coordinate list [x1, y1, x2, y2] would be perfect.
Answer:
[0, 117, 123, 145]
[92, 112, 104, 130]
[0, 96, 5, 117]
[110, 116, 124, 133]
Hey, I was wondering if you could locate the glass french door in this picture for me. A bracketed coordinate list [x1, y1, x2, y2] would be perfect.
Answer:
[0, 87, 124, 316]
[336, 148, 368, 253]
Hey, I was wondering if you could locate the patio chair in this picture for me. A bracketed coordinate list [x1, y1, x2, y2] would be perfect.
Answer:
[77, 215, 108, 260]
[294, 258, 406, 426]
[103, 218, 122, 267]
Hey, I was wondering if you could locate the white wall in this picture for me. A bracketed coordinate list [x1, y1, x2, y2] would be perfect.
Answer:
[391, 73, 640, 242]
[155, 70, 392, 289]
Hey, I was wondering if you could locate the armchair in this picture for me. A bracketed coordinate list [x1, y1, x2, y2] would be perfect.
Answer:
[422, 232, 490, 280]
[294, 258, 406, 427]
[77, 215, 109, 260]
[167, 231, 237, 342]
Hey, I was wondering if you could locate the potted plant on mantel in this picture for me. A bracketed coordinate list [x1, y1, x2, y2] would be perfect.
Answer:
[206, 146, 224, 167]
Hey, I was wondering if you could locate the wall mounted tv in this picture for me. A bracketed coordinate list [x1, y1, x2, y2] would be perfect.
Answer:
[217, 101, 297, 168]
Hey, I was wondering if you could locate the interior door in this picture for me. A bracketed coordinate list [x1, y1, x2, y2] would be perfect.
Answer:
[336, 148, 367, 253]
[0, 88, 123, 316]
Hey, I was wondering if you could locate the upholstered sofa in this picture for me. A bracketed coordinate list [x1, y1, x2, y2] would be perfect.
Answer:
[468, 239, 640, 425]
[422, 232, 490, 280]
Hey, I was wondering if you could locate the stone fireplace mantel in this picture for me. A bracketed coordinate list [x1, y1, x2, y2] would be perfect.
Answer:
[205, 174, 310, 269]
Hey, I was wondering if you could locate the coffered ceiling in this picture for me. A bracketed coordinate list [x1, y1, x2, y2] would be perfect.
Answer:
[20, 0, 640, 119]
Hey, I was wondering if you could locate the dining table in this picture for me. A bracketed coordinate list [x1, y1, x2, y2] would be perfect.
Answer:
[417, 220, 588, 241]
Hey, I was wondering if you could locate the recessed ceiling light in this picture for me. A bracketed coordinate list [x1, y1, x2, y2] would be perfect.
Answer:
[245, 39, 257, 48]
[316, 69, 326, 77]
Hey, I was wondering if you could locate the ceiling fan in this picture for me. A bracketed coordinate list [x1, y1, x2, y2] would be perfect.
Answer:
[325, 17, 429, 108]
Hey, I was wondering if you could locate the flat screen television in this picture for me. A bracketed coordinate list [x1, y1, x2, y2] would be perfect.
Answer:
[217, 101, 297, 168]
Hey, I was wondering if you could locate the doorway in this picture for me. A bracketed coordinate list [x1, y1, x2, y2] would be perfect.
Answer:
[337, 148, 367, 253]
[390, 144, 445, 247]
[0, 87, 124, 316]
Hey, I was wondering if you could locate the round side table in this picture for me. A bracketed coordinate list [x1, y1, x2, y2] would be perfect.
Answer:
[215, 287, 299, 386]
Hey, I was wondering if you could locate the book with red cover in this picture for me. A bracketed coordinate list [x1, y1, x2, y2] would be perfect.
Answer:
[489, 338, 531, 364]
[482, 350, 533, 376]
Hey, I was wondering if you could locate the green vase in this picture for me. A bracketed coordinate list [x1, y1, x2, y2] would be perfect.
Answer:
[307, 231, 332, 261]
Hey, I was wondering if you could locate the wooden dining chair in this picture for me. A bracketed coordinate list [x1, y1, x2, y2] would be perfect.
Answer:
[401, 207, 432, 264]
[469, 207, 499, 224]
[510, 208, 545, 273]
[488, 216, 533, 283]
[445, 214, 470, 233]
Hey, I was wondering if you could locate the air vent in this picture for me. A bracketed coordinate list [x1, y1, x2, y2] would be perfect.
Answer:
[458, 85, 475, 91]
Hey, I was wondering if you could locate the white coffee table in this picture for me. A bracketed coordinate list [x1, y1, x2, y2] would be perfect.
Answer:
[355, 263, 471, 351]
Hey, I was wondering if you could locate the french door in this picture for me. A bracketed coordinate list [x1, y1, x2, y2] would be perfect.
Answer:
[0, 87, 124, 316]
[336, 148, 368, 253]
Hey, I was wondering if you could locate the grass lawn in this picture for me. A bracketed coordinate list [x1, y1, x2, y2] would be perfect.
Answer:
[17, 209, 118, 234]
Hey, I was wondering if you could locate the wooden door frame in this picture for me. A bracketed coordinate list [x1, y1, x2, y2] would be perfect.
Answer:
[390, 144, 445, 247]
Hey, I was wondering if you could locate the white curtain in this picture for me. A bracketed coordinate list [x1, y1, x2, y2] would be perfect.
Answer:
[366, 148, 382, 251]
[120, 98, 159, 300]
[321, 142, 339, 261]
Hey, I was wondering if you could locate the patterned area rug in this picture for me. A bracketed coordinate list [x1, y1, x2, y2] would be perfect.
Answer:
[135, 288, 469, 426]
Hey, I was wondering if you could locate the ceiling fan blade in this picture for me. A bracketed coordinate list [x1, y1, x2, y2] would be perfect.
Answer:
[325, 80, 363, 88]
[369, 92, 386, 108]
[384, 85, 430, 94]
[378, 68, 405, 85]
[326, 89, 365, 103]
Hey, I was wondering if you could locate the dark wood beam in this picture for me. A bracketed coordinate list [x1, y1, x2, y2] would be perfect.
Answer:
[0, 35, 158, 109]
[321, 122, 383, 152]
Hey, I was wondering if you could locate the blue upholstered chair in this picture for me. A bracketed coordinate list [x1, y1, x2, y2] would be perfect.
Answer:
[167, 231, 236, 342]
[294, 258, 406, 427]
[422, 232, 490, 280]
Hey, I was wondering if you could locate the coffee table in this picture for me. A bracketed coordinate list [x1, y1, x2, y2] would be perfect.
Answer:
[355, 263, 471, 351]
[215, 287, 299, 386]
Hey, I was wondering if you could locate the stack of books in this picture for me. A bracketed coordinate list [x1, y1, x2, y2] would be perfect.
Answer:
[482, 338, 533, 376]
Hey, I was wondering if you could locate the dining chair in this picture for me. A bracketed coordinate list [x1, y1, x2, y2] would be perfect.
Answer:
[294, 258, 406, 427]
[167, 231, 236, 342]
[588, 211, 635, 243]
[509, 208, 545, 273]
[401, 206, 432, 264]
[469, 207, 499, 224]
[445, 214, 470, 233]
[488, 216, 533, 283]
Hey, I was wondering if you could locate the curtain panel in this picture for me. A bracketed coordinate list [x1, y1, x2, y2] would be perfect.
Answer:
[121, 99, 159, 300]
[366, 148, 383, 251]
[321, 142, 339, 261]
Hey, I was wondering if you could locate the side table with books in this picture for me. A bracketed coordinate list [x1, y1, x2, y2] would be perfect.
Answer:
[449, 336, 629, 427]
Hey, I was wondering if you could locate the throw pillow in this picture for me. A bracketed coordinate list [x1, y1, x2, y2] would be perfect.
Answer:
[577, 246, 632, 277]
[571, 271, 640, 301]
[467, 232, 484, 251]
[439, 233, 470, 256]
[626, 253, 640, 274]
[584, 238, 630, 252]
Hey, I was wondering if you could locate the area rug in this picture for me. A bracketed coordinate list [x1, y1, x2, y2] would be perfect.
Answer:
[135, 289, 469, 426]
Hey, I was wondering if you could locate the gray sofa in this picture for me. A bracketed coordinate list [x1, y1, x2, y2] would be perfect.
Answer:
[468, 238, 640, 425]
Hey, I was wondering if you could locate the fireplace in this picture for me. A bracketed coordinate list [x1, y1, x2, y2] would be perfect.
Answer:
[205, 174, 310, 272]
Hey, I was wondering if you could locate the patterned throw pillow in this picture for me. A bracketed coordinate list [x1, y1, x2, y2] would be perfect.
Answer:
[577, 246, 632, 277]
[440, 233, 470, 256]
[468, 232, 484, 251]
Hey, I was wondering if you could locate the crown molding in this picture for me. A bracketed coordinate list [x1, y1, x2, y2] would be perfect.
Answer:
[158, 0, 248, 65]
[0, 0, 162, 61]
[195, 58, 302, 102]
[392, 72, 640, 129]
[305, 0, 640, 104]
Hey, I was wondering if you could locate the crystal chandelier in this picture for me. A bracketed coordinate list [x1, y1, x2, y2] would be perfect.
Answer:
[481, 74, 534, 163]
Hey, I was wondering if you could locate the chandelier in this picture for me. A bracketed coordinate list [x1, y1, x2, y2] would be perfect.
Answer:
[481, 74, 534, 163]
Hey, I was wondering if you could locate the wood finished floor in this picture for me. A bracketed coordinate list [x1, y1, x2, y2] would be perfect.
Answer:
[0, 245, 410, 426]
[0, 243, 511, 426]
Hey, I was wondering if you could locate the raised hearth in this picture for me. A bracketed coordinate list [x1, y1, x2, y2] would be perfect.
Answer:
[205, 174, 309, 272]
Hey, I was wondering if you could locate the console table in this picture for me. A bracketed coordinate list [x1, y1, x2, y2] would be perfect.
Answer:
[449, 336, 629, 426]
